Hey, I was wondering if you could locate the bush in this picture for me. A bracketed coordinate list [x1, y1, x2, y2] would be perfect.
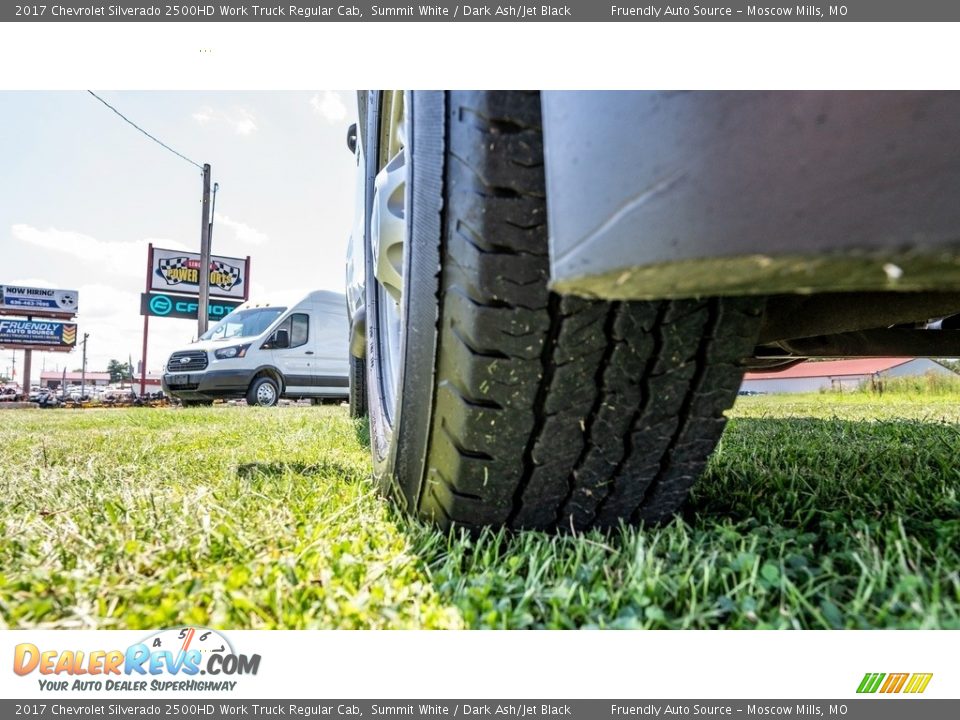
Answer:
[859, 370, 960, 395]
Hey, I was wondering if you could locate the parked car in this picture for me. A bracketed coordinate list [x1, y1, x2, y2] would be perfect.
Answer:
[162, 290, 349, 407]
[65, 385, 101, 401]
[345, 90, 960, 532]
[35, 389, 61, 408]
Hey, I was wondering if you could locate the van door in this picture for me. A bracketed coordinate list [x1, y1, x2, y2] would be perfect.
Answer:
[311, 303, 350, 397]
[270, 311, 317, 397]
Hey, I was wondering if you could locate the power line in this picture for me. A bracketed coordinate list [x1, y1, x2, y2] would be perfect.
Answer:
[86, 90, 204, 171]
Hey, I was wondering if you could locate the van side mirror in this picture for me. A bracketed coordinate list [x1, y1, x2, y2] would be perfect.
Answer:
[273, 328, 290, 349]
[346, 123, 357, 154]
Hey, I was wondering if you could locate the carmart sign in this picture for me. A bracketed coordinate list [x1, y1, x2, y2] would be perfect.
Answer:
[140, 293, 242, 321]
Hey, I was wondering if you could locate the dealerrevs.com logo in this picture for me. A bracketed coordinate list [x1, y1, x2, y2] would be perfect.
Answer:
[13, 627, 261, 693]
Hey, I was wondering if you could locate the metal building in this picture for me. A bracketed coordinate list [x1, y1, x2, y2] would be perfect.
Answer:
[740, 358, 957, 394]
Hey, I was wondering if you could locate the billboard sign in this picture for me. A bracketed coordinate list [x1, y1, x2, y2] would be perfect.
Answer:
[140, 292, 243, 321]
[149, 247, 249, 300]
[0, 319, 77, 351]
[0, 285, 79, 317]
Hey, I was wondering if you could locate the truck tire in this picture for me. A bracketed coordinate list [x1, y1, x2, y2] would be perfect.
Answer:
[366, 91, 763, 531]
[349, 355, 367, 418]
[246, 376, 279, 407]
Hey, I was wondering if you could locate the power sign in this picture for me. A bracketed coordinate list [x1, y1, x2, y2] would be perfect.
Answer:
[149, 247, 249, 300]
[140, 293, 242, 321]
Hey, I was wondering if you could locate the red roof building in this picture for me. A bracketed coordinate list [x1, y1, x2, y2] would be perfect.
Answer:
[741, 357, 956, 394]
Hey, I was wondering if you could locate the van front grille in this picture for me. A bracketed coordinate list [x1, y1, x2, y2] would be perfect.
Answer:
[167, 350, 208, 372]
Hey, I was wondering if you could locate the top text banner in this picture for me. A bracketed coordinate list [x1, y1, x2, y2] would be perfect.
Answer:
[6, 1, 960, 22]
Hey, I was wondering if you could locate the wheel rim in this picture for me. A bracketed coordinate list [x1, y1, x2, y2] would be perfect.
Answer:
[257, 382, 276, 405]
[372, 91, 407, 422]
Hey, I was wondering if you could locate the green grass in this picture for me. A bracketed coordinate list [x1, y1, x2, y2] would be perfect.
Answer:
[1, 395, 958, 630]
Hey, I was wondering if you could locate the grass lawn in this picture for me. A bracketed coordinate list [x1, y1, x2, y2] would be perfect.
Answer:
[1, 394, 958, 630]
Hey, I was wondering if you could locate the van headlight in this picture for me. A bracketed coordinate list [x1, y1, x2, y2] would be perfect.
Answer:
[214, 344, 250, 359]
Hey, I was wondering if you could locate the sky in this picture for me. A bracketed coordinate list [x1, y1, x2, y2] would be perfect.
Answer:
[0, 91, 359, 383]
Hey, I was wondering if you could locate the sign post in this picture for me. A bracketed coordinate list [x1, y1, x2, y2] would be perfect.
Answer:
[23, 315, 31, 394]
[141, 243, 152, 396]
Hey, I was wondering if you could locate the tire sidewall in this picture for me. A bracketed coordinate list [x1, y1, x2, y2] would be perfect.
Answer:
[247, 377, 279, 407]
[365, 90, 445, 511]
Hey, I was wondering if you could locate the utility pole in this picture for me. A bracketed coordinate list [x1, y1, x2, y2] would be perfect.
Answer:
[80, 333, 89, 399]
[209, 182, 219, 246]
[197, 163, 213, 337]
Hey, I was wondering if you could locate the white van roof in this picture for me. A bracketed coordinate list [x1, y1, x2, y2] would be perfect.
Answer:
[234, 289, 346, 313]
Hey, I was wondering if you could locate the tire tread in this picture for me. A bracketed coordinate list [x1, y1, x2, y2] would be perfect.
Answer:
[413, 91, 762, 530]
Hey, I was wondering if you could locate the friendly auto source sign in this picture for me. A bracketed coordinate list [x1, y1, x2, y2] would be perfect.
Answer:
[140, 292, 243, 321]
[0, 319, 77, 351]
[0, 285, 79, 316]
[150, 247, 249, 300]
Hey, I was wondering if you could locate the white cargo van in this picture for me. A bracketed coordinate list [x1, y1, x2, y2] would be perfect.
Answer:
[161, 290, 349, 407]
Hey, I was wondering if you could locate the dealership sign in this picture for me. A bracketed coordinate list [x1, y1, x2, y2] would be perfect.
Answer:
[149, 247, 249, 300]
[0, 319, 77, 351]
[0, 285, 79, 317]
[140, 292, 243, 321]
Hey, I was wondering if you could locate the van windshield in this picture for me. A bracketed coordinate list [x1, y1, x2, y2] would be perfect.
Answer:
[199, 307, 287, 341]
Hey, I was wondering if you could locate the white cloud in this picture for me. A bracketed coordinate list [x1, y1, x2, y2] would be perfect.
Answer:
[75, 283, 139, 318]
[228, 109, 258, 136]
[11, 224, 189, 279]
[213, 212, 267, 246]
[192, 106, 214, 124]
[6, 277, 56, 289]
[310, 91, 347, 124]
[190, 106, 258, 135]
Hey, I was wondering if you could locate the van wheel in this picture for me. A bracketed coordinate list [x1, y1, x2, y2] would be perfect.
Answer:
[365, 91, 763, 531]
[247, 377, 279, 407]
[349, 356, 367, 417]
